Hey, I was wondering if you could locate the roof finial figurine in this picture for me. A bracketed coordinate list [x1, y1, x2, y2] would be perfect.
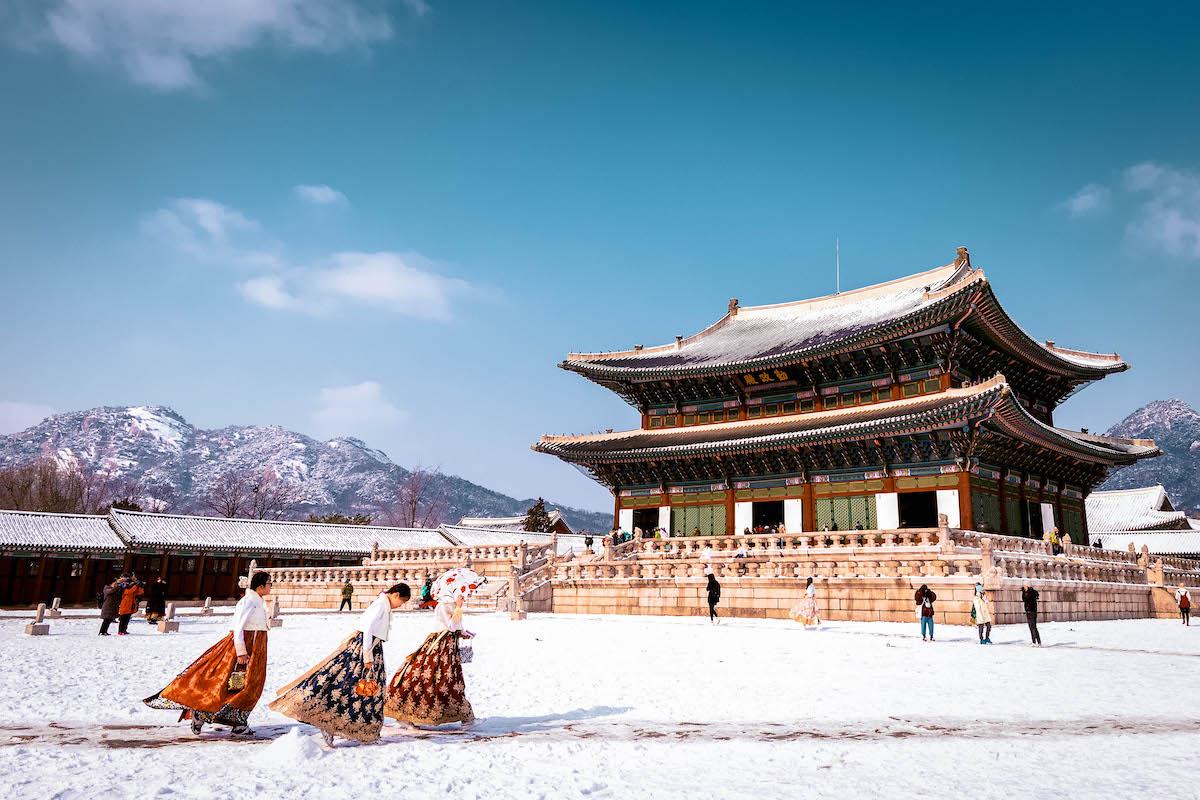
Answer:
[727, 298, 739, 316]
[954, 246, 971, 269]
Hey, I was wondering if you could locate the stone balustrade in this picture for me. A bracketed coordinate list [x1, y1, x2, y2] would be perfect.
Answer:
[628, 528, 945, 560]
[991, 553, 1148, 585]
[554, 551, 977, 582]
[372, 542, 552, 565]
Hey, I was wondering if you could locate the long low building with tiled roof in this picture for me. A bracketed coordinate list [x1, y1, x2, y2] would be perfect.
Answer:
[1085, 485, 1192, 532]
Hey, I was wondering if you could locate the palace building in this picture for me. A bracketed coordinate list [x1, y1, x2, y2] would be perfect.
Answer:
[535, 248, 1160, 540]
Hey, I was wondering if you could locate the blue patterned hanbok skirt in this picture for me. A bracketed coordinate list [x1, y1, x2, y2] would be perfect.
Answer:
[269, 632, 386, 742]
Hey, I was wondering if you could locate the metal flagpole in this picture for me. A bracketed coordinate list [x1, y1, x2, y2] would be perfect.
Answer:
[836, 236, 840, 295]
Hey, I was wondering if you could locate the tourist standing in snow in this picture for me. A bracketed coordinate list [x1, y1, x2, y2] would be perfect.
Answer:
[117, 574, 144, 635]
[144, 571, 272, 737]
[1021, 583, 1042, 646]
[915, 584, 936, 641]
[706, 572, 721, 624]
[384, 567, 481, 727]
[271, 583, 412, 745]
[972, 584, 994, 644]
[1176, 586, 1192, 626]
[339, 580, 354, 612]
[98, 576, 125, 636]
[146, 577, 168, 624]
[789, 577, 820, 627]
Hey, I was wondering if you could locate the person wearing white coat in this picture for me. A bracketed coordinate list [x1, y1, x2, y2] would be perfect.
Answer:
[270, 583, 412, 745]
[972, 584, 994, 644]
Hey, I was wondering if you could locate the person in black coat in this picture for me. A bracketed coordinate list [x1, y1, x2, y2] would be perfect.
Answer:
[99, 576, 126, 636]
[146, 577, 168, 623]
[706, 572, 721, 625]
[1021, 583, 1042, 646]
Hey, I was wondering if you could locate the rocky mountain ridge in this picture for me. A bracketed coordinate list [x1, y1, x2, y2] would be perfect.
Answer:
[1101, 398, 1200, 515]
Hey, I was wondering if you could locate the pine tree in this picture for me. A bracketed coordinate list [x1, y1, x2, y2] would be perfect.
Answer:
[523, 497, 552, 532]
[305, 512, 374, 525]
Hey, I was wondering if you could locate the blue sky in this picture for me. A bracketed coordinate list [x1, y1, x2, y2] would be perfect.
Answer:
[1, 1, 1198, 512]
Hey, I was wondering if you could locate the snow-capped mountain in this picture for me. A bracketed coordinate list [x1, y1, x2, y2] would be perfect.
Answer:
[1101, 399, 1200, 515]
[0, 405, 610, 531]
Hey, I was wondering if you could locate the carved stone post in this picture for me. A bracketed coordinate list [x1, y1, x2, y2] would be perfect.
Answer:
[509, 565, 526, 620]
[1147, 558, 1165, 588]
[938, 513, 955, 554]
[158, 602, 180, 633]
[200, 596, 214, 616]
[518, 540, 528, 572]
[980, 538, 999, 588]
[25, 603, 49, 636]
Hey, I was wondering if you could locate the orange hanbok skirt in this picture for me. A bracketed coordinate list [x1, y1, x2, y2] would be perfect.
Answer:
[144, 630, 268, 728]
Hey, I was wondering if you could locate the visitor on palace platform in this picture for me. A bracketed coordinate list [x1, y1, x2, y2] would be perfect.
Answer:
[789, 577, 820, 627]
[98, 576, 125, 636]
[1021, 583, 1042, 646]
[418, 576, 436, 609]
[146, 576, 168, 624]
[972, 584, 994, 644]
[117, 574, 145, 636]
[706, 571, 721, 625]
[384, 567, 481, 727]
[339, 580, 354, 612]
[1043, 527, 1062, 556]
[271, 582, 412, 746]
[1176, 586, 1192, 626]
[915, 585, 936, 641]
[144, 571, 272, 737]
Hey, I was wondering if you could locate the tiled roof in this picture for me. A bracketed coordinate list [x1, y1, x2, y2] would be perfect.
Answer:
[563, 260, 1126, 380]
[457, 510, 564, 530]
[440, 525, 588, 555]
[1098, 531, 1200, 556]
[0, 510, 126, 552]
[1086, 486, 1191, 533]
[536, 376, 1158, 466]
[109, 509, 448, 554]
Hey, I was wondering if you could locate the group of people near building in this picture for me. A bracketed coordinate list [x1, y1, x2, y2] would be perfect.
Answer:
[143, 566, 484, 745]
[97, 573, 169, 635]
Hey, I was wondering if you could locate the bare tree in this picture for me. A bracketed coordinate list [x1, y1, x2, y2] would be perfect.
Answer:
[387, 467, 448, 528]
[247, 473, 301, 520]
[203, 470, 250, 518]
[0, 459, 122, 514]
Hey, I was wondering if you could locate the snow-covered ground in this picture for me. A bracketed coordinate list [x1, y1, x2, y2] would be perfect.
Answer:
[1, 611, 1197, 799]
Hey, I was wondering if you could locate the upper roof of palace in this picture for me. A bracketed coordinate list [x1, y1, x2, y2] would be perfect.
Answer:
[561, 249, 1126, 383]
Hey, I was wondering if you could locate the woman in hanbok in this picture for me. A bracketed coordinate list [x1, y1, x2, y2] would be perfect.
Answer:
[384, 567, 482, 727]
[270, 583, 412, 745]
[144, 572, 272, 736]
[789, 576, 820, 627]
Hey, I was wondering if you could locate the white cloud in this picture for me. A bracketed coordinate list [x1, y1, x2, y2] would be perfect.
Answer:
[0, 401, 55, 434]
[12, 0, 403, 90]
[311, 381, 405, 439]
[1123, 162, 1200, 259]
[141, 197, 283, 268]
[1061, 183, 1111, 218]
[294, 184, 349, 205]
[146, 196, 472, 318]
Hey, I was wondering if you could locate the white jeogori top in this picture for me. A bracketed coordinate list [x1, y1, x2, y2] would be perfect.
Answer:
[357, 594, 393, 658]
[231, 590, 269, 656]
[435, 600, 464, 633]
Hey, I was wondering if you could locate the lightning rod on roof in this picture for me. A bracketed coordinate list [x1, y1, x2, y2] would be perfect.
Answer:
[835, 236, 841, 295]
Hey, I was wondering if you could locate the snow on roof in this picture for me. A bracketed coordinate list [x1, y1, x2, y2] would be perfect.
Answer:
[440, 525, 587, 555]
[1098, 531, 1200, 556]
[0, 510, 126, 552]
[109, 509, 448, 554]
[457, 510, 565, 531]
[1086, 486, 1190, 532]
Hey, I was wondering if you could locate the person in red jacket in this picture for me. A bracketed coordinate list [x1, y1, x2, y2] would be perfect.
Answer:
[117, 574, 145, 636]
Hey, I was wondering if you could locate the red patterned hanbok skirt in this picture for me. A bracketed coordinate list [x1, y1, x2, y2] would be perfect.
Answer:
[383, 630, 473, 726]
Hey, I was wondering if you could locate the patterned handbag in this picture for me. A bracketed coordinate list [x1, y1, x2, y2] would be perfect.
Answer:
[354, 678, 380, 697]
[227, 665, 247, 693]
[459, 641, 474, 663]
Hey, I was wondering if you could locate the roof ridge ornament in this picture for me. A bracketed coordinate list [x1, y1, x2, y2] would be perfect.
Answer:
[954, 246, 971, 269]
[728, 298, 739, 317]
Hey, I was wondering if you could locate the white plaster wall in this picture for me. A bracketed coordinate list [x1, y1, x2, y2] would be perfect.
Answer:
[618, 508, 633, 534]
[936, 489, 961, 528]
[876, 492, 900, 530]
[1041, 503, 1056, 534]
[784, 498, 804, 532]
[658, 505, 672, 536]
[734, 501, 753, 534]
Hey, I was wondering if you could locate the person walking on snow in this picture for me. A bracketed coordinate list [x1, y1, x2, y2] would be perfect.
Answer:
[706, 571, 721, 624]
[98, 576, 125, 636]
[117, 574, 144, 636]
[1021, 583, 1042, 646]
[789, 577, 820, 627]
[915, 584, 936, 641]
[1176, 586, 1192, 626]
[339, 580, 354, 612]
[146, 577, 168, 624]
[972, 583, 994, 644]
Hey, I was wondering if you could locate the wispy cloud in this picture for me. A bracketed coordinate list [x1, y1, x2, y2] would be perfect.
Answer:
[146, 195, 472, 319]
[1123, 162, 1200, 258]
[0, 401, 55, 434]
[1061, 183, 1111, 218]
[1064, 162, 1200, 259]
[6, 0, 408, 90]
[311, 381, 405, 440]
[294, 184, 349, 206]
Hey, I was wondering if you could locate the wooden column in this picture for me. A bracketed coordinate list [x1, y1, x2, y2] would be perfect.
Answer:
[158, 551, 169, 579]
[74, 556, 92, 606]
[998, 476, 1008, 534]
[802, 482, 816, 532]
[957, 470, 974, 530]
[31, 553, 48, 606]
[724, 487, 735, 535]
[612, 490, 621, 530]
[193, 553, 207, 599]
